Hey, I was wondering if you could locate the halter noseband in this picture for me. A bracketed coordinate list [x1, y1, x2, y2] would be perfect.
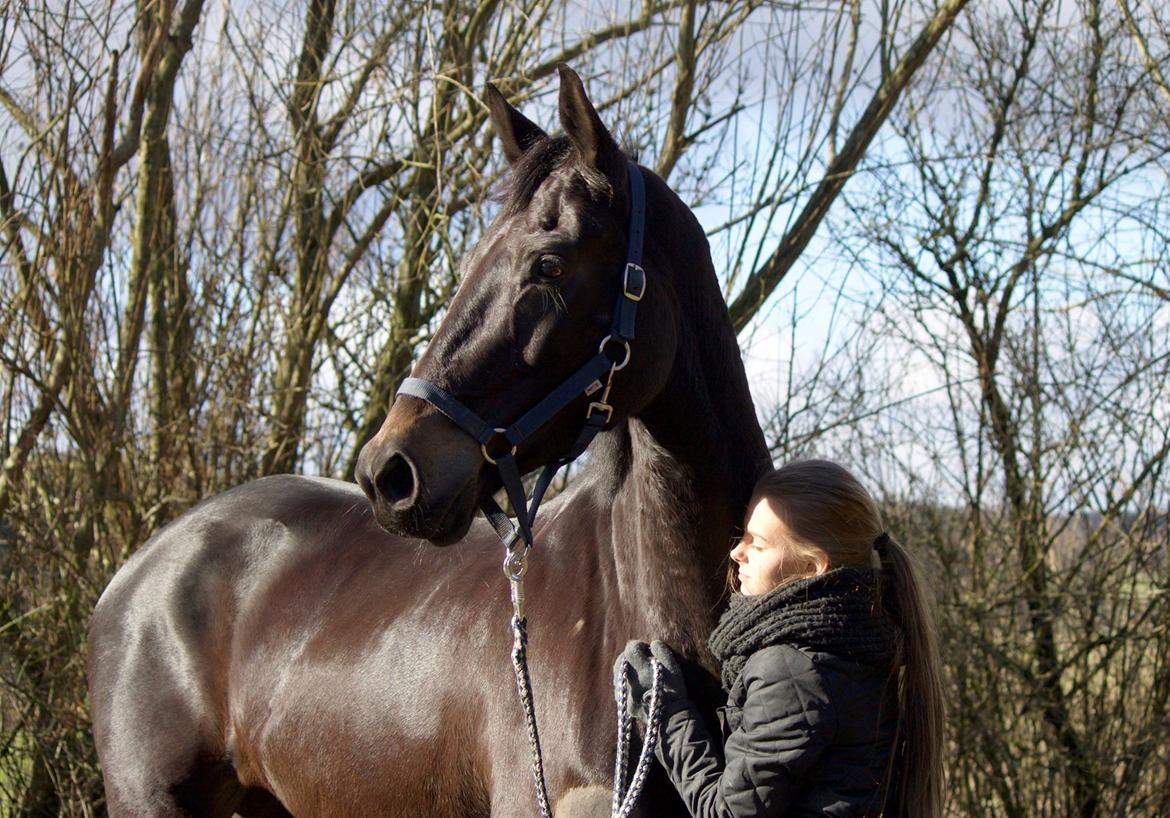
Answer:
[395, 161, 647, 565]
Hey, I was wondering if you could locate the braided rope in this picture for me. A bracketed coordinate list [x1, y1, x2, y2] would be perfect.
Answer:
[612, 660, 664, 818]
[617, 660, 664, 818]
[511, 616, 554, 818]
[511, 618, 667, 818]
[611, 679, 631, 816]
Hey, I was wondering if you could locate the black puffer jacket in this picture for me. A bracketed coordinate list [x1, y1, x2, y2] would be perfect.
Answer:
[653, 569, 900, 817]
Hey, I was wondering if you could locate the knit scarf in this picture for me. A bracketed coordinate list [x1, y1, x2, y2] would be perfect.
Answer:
[708, 567, 898, 690]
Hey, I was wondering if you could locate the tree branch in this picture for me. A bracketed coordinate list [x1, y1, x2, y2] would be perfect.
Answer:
[728, 0, 973, 332]
[655, 0, 697, 179]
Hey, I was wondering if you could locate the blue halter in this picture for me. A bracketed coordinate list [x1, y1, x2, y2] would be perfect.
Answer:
[397, 161, 651, 818]
[395, 161, 647, 555]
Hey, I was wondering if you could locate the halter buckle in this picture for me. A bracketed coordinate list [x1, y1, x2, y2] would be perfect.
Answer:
[586, 401, 613, 424]
[481, 427, 517, 465]
[623, 263, 646, 302]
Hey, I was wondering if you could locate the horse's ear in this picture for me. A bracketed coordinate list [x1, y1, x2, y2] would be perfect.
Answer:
[557, 65, 622, 181]
[485, 84, 547, 166]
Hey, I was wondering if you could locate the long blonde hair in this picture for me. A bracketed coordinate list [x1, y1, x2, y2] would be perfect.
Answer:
[751, 459, 945, 818]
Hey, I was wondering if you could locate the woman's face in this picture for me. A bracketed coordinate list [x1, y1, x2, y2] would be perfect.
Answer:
[730, 496, 823, 595]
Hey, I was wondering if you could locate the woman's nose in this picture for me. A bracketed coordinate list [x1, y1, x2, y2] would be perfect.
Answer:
[730, 541, 745, 563]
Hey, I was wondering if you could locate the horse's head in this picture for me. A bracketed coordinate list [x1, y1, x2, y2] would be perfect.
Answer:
[355, 67, 679, 544]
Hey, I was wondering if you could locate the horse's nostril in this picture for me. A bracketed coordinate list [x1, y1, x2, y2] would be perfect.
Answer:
[375, 452, 418, 508]
[357, 471, 375, 503]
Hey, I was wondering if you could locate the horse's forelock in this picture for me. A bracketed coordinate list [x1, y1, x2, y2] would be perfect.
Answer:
[499, 135, 635, 217]
[498, 135, 572, 215]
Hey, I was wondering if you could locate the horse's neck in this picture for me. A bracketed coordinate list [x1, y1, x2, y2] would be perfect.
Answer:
[587, 215, 770, 661]
[597, 420, 744, 662]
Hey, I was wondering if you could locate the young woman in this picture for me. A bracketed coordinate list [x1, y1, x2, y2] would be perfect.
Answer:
[618, 459, 945, 817]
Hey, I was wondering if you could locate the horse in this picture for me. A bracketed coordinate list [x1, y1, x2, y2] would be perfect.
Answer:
[86, 65, 771, 817]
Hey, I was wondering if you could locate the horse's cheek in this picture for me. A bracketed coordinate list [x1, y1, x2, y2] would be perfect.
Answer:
[512, 288, 563, 367]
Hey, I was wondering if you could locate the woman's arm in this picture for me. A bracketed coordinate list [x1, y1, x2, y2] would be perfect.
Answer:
[652, 645, 837, 818]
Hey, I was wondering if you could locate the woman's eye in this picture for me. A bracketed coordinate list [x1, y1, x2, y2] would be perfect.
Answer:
[538, 258, 564, 278]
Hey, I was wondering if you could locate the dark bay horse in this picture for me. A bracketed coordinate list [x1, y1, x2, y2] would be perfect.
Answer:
[87, 66, 771, 817]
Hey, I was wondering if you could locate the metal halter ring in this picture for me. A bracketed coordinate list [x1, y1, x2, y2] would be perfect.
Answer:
[503, 543, 530, 581]
[599, 335, 631, 370]
[481, 427, 517, 465]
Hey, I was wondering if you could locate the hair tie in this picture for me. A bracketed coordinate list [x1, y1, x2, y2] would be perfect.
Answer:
[873, 532, 891, 553]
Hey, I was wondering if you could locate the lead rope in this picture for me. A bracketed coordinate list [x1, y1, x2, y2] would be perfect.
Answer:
[505, 545, 554, 818]
[394, 161, 650, 818]
[611, 657, 666, 818]
[505, 542, 665, 818]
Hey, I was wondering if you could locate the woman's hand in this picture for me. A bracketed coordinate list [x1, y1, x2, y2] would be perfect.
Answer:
[614, 639, 689, 722]
[614, 640, 654, 721]
[649, 640, 687, 701]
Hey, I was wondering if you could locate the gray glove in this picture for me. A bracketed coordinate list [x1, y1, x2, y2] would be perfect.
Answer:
[614, 639, 689, 722]
[614, 640, 654, 721]
[650, 640, 688, 704]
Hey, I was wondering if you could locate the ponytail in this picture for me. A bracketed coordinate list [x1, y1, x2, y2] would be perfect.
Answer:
[878, 534, 945, 818]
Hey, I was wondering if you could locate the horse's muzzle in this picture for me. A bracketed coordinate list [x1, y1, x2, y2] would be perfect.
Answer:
[355, 399, 482, 544]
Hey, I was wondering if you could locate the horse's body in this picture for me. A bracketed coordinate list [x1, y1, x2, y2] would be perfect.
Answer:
[88, 68, 770, 817]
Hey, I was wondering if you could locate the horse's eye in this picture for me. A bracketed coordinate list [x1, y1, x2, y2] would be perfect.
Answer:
[538, 257, 564, 279]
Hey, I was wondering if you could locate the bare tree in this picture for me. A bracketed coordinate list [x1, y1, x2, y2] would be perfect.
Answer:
[794, 0, 1170, 813]
[2, 2, 206, 811]
[0, 0, 976, 812]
